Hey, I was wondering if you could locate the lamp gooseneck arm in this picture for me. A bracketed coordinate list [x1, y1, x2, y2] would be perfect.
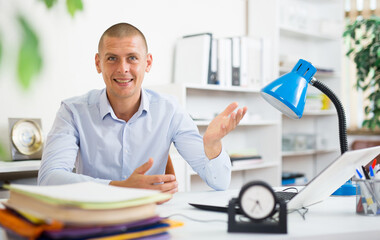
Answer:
[310, 78, 348, 154]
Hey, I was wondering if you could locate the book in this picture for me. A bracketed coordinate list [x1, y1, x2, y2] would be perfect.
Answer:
[231, 37, 241, 86]
[217, 38, 232, 87]
[240, 36, 262, 88]
[4, 181, 170, 209]
[230, 157, 263, 167]
[43, 216, 162, 239]
[282, 172, 307, 186]
[0, 208, 63, 239]
[89, 219, 183, 240]
[4, 192, 156, 225]
[3, 182, 171, 225]
[0, 208, 182, 240]
[174, 33, 216, 85]
[229, 153, 263, 167]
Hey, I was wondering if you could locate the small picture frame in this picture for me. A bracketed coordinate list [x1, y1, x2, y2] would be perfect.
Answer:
[8, 118, 43, 161]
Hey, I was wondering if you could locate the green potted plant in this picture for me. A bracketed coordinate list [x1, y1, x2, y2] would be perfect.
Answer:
[343, 16, 380, 130]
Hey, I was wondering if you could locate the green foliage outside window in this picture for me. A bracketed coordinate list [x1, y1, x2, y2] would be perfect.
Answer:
[344, 16, 380, 130]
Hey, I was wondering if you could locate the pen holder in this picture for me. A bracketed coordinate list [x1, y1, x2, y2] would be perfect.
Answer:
[355, 179, 380, 216]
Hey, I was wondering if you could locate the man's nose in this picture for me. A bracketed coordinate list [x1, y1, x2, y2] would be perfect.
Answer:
[118, 59, 130, 73]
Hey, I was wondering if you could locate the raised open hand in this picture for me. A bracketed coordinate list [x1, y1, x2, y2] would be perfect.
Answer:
[203, 102, 247, 159]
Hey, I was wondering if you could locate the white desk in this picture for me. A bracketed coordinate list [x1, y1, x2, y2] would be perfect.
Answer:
[0, 190, 379, 239]
[157, 190, 380, 240]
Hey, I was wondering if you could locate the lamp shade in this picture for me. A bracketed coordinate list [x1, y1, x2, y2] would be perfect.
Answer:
[260, 59, 317, 119]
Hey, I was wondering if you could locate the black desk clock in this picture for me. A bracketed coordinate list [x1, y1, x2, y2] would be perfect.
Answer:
[228, 180, 287, 234]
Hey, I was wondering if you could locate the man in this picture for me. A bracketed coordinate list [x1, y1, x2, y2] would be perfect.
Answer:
[38, 23, 247, 196]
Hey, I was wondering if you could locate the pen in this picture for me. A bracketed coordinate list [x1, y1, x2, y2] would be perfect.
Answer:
[372, 159, 377, 170]
[362, 166, 370, 180]
[369, 166, 375, 179]
[356, 169, 363, 179]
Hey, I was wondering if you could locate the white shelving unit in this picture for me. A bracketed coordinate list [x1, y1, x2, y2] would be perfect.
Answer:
[276, 0, 344, 182]
[248, 0, 344, 182]
[148, 84, 282, 192]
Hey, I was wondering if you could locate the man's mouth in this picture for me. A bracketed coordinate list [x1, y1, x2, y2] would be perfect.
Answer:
[114, 78, 133, 83]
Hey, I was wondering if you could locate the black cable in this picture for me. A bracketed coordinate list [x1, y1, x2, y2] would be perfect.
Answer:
[295, 207, 309, 220]
[281, 187, 299, 193]
[311, 79, 348, 154]
[164, 213, 227, 223]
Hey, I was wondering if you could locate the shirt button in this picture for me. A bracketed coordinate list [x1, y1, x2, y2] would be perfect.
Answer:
[125, 149, 128, 153]
[123, 175, 127, 179]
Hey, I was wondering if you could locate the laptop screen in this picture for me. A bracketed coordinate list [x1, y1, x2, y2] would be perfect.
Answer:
[287, 146, 380, 210]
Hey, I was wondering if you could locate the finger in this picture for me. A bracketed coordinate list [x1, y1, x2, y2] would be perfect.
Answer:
[220, 102, 238, 117]
[157, 181, 178, 192]
[157, 196, 173, 205]
[146, 174, 176, 184]
[243, 106, 248, 115]
[236, 108, 244, 123]
[163, 187, 178, 195]
[235, 107, 248, 124]
[135, 158, 154, 174]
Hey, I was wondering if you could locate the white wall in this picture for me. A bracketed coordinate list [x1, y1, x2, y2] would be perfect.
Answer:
[0, 0, 246, 159]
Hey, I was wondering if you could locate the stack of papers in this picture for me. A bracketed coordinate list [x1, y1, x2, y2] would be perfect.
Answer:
[0, 182, 182, 239]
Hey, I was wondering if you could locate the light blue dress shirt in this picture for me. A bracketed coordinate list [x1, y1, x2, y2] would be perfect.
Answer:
[38, 88, 231, 190]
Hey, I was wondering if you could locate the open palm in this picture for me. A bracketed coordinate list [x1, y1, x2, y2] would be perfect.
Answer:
[203, 102, 247, 158]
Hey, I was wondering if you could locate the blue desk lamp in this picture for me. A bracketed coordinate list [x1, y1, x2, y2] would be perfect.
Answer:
[261, 59, 355, 195]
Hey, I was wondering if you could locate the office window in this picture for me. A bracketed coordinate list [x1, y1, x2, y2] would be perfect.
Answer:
[343, 0, 379, 130]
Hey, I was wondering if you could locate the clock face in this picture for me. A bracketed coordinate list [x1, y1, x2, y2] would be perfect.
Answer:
[239, 182, 276, 220]
[11, 120, 43, 155]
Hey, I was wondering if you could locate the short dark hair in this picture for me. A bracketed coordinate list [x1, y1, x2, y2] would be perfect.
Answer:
[98, 23, 148, 53]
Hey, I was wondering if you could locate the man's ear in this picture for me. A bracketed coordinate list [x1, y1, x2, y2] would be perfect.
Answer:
[145, 53, 153, 73]
[95, 53, 102, 73]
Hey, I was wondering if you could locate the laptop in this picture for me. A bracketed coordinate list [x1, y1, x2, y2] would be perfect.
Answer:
[189, 146, 380, 212]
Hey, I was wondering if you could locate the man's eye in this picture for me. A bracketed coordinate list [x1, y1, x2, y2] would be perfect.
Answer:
[129, 56, 137, 61]
[108, 57, 116, 61]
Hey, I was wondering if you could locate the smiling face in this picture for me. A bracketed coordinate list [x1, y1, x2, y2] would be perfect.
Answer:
[95, 35, 152, 106]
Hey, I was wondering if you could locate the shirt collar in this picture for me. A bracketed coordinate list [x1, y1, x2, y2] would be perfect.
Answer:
[99, 88, 150, 120]
[99, 89, 114, 119]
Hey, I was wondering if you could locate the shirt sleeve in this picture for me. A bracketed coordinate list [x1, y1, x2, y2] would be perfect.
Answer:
[171, 105, 232, 191]
[37, 103, 111, 186]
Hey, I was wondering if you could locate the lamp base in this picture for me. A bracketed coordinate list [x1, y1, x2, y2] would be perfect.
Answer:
[332, 180, 357, 196]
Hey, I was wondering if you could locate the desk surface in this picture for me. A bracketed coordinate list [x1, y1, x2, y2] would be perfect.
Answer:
[157, 190, 380, 240]
[0, 190, 379, 240]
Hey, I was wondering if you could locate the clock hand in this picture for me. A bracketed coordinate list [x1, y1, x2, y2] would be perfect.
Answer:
[250, 202, 257, 213]
[257, 200, 263, 210]
[250, 200, 261, 213]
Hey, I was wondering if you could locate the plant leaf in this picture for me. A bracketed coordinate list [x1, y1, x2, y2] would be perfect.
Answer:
[346, 48, 354, 56]
[66, 0, 83, 17]
[17, 15, 43, 90]
[41, 0, 58, 8]
[0, 141, 9, 161]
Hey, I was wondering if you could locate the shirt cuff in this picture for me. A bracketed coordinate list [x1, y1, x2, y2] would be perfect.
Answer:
[204, 146, 232, 190]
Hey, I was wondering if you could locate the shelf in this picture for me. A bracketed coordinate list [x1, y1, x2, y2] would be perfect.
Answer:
[302, 110, 336, 116]
[281, 110, 336, 118]
[189, 161, 279, 175]
[279, 67, 340, 79]
[194, 120, 279, 126]
[231, 161, 279, 172]
[184, 83, 261, 93]
[279, 25, 339, 41]
[0, 160, 41, 173]
[282, 147, 339, 157]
